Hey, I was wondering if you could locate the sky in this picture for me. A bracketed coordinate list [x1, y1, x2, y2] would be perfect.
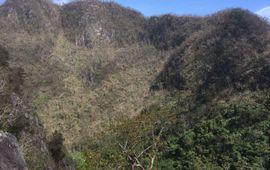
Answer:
[0, 0, 270, 19]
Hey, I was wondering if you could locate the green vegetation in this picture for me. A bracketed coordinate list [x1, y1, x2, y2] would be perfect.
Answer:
[160, 92, 270, 169]
[68, 8, 270, 170]
[72, 91, 270, 169]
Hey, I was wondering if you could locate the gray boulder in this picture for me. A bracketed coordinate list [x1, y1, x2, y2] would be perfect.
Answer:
[0, 132, 27, 170]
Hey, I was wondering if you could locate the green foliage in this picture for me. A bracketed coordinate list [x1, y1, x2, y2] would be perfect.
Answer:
[71, 100, 176, 169]
[71, 152, 90, 170]
[72, 91, 270, 170]
[159, 92, 270, 169]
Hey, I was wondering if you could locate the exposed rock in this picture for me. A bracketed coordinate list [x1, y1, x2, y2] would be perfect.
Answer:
[0, 131, 27, 170]
[7, 94, 76, 170]
[0, 0, 60, 34]
[61, 0, 145, 47]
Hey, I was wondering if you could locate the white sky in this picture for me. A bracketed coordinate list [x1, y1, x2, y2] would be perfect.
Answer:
[256, 6, 270, 20]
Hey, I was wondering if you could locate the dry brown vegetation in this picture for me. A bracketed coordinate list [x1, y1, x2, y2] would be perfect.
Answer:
[0, 0, 174, 148]
[0, 0, 270, 169]
[154, 9, 270, 100]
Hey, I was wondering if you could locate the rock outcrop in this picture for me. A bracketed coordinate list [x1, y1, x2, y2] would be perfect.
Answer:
[0, 132, 27, 170]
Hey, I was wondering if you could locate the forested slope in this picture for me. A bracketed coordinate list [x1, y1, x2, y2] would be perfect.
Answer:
[0, 0, 269, 169]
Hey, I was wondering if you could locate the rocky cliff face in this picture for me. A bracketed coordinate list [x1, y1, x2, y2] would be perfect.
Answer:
[61, 0, 145, 47]
[0, 132, 27, 170]
[0, 44, 74, 169]
[0, 0, 60, 34]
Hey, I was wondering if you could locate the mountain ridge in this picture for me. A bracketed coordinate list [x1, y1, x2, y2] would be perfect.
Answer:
[0, 0, 269, 169]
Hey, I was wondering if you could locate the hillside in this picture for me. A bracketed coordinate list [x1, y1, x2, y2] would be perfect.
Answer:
[69, 8, 270, 169]
[69, 8, 270, 170]
[153, 9, 270, 98]
[0, 0, 169, 147]
[0, 45, 75, 169]
[0, 0, 60, 33]
[61, 0, 145, 47]
[0, 0, 269, 169]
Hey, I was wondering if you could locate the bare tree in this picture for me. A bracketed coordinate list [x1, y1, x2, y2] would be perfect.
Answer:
[0, 80, 6, 94]
[118, 127, 164, 170]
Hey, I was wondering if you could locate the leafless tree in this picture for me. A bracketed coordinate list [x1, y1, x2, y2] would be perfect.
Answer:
[118, 127, 164, 170]
[0, 80, 6, 94]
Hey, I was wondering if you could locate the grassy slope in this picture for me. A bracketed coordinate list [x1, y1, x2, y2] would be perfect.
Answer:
[0, 0, 169, 147]
[28, 35, 168, 146]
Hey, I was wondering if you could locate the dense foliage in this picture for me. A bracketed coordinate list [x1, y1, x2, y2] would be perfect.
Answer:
[72, 91, 270, 169]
